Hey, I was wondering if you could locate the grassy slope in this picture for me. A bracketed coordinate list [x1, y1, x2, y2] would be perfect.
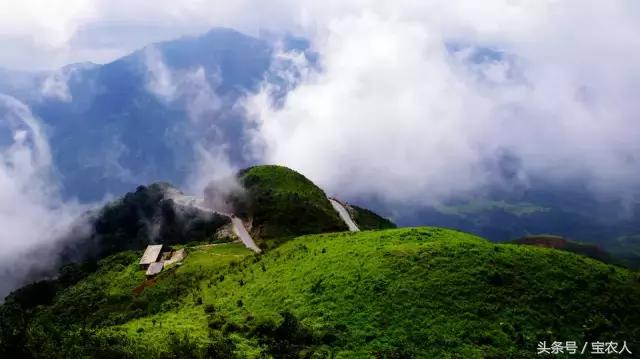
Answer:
[2, 244, 253, 358]
[10, 228, 640, 358]
[348, 204, 397, 230]
[237, 165, 347, 239]
[211, 228, 640, 358]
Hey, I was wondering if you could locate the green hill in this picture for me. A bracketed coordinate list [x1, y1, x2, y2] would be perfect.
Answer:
[233, 165, 349, 239]
[2, 228, 639, 358]
[69, 165, 390, 257]
[347, 203, 396, 230]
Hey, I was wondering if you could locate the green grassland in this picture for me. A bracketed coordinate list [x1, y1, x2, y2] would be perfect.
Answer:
[4, 228, 639, 358]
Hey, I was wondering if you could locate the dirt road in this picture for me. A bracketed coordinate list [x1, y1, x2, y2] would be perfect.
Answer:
[167, 190, 261, 253]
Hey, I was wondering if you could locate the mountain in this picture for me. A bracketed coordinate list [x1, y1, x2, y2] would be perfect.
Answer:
[0, 27, 638, 265]
[87, 165, 393, 255]
[1, 166, 638, 358]
[230, 165, 395, 241]
[5, 165, 392, 298]
[0, 29, 308, 201]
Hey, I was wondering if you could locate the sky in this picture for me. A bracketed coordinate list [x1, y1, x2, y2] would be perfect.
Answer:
[1, 0, 640, 297]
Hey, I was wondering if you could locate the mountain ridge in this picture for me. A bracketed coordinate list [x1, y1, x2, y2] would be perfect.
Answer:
[1, 165, 638, 358]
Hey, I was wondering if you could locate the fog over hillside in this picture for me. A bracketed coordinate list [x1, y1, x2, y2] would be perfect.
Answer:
[1, 1, 640, 297]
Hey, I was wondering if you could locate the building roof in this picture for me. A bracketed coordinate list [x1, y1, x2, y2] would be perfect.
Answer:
[145, 262, 164, 276]
[139, 244, 163, 265]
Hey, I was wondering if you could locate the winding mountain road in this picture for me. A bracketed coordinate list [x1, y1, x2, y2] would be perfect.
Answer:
[166, 190, 261, 253]
[329, 198, 360, 232]
[167, 189, 358, 251]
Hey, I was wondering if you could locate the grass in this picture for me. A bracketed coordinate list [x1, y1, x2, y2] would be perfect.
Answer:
[5, 227, 640, 358]
[4, 228, 640, 358]
[203, 228, 640, 357]
[37, 244, 251, 339]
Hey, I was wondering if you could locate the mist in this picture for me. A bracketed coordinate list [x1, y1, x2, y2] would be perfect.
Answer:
[0, 95, 91, 300]
[143, 45, 242, 195]
[243, 2, 640, 207]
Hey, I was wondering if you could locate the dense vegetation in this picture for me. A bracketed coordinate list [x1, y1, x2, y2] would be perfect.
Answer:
[75, 183, 230, 261]
[234, 165, 347, 239]
[3, 228, 639, 358]
[348, 204, 397, 230]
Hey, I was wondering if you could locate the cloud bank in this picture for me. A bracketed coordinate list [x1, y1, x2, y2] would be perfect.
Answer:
[5, 0, 633, 204]
[243, 1, 640, 206]
[143, 46, 239, 194]
[0, 95, 90, 299]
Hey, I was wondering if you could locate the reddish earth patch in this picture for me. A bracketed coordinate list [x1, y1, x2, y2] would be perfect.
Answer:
[132, 277, 158, 296]
[517, 235, 568, 249]
[513, 235, 613, 264]
[132, 267, 177, 296]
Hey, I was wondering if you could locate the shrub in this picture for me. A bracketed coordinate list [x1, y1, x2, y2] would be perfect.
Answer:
[165, 333, 200, 359]
[204, 330, 236, 359]
[208, 314, 226, 330]
[253, 311, 317, 358]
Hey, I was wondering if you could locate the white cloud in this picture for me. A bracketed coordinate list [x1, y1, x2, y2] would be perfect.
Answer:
[0, 95, 93, 299]
[40, 69, 73, 102]
[243, 1, 640, 204]
[144, 46, 223, 123]
[0, 0, 303, 70]
[144, 47, 178, 101]
[143, 46, 237, 194]
[246, 13, 492, 202]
